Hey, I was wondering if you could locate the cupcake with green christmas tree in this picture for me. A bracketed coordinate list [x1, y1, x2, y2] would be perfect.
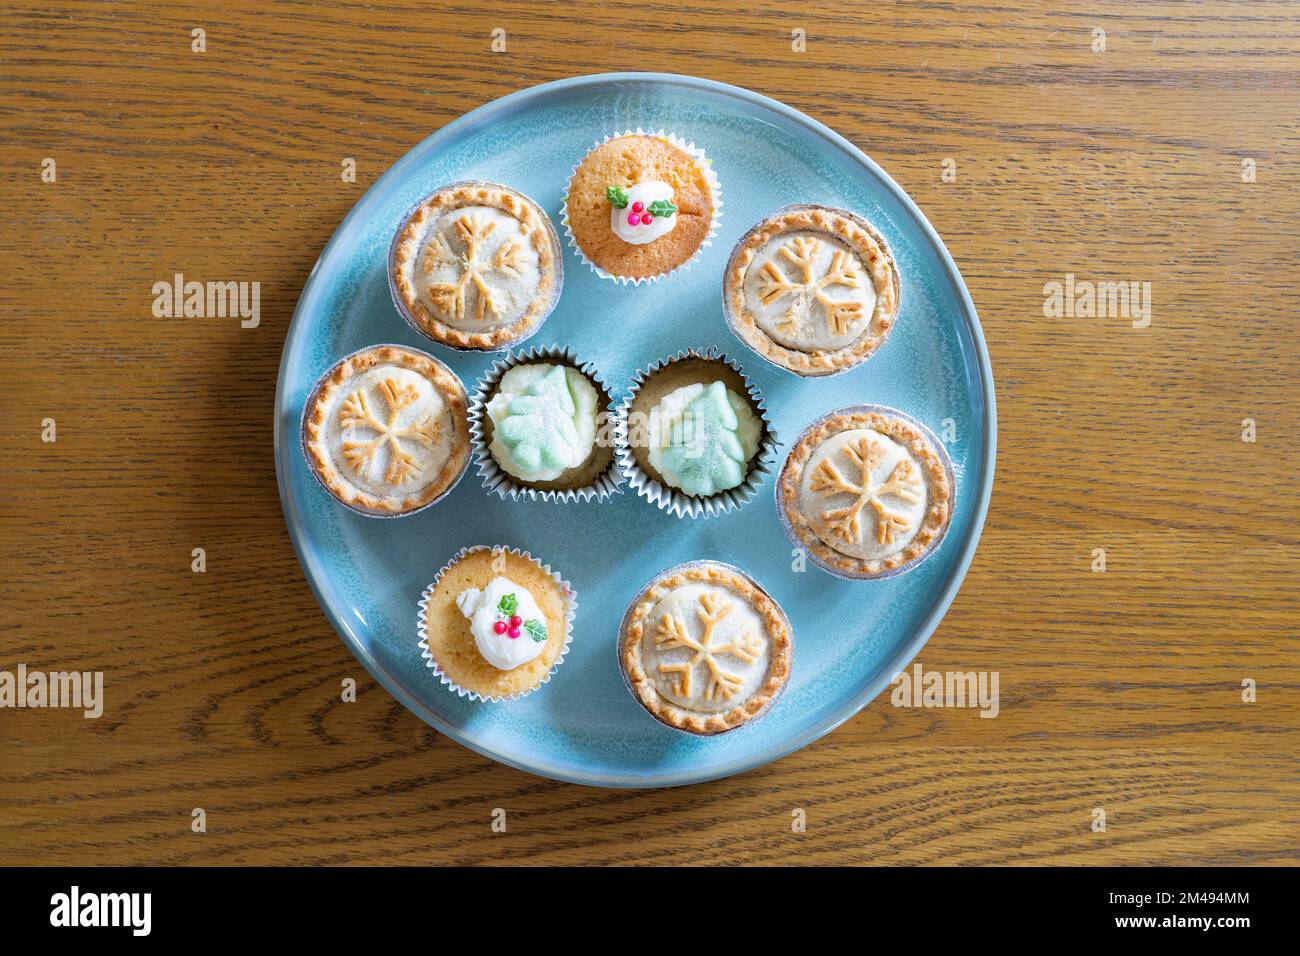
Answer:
[615, 348, 777, 518]
[469, 345, 621, 502]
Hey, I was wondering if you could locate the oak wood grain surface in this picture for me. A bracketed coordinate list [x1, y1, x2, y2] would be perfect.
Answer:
[1, 0, 1297, 866]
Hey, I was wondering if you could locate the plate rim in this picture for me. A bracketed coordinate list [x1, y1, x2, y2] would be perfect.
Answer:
[273, 71, 998, 789]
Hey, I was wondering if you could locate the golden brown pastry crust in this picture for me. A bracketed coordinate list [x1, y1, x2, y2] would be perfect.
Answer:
[566, 135, 713, 280]
[392, 183, 558, 350]
[725, 207, 899, 376]
[620, 564, 793, 735]
[779, 410, 951, 577]
[303, 345, 470, 514]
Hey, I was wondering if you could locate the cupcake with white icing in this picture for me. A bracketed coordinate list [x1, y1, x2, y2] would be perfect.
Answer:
[561, 129, 721, 285]
[418, 545, 576, 702]
[469, 346, 621, 502]
[615, 348, 777, 518]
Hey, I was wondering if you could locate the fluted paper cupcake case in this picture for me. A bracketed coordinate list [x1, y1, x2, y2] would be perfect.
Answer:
[721, 203, 901, 379]
[774, 404, 956, 581]
[616, 559, 794, 736]
[387, 180, 564, 353]
[417, 545, 577, 703]
[560, 129, 722, 286]
[468, 344, 624, 503]
[614, 347, 779, 519]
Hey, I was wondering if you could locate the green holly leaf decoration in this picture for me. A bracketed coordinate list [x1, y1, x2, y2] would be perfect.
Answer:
[497, 592, 518, 617]
[524, 619, 547, 643]
[646, 198, 677, 219]
[606, 185, 630, 208]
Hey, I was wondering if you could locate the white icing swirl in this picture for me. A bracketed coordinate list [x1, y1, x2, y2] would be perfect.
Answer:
[455, 576, 548, 670]
[611, 182, 676, 245]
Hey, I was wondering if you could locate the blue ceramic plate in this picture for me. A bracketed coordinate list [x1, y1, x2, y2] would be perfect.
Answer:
[274, 73, 995, 788]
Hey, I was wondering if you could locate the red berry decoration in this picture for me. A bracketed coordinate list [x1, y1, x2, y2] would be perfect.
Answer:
[627, 212, 640, 226]
[492, 620, 507, 635]
[641, 212, 654, 225]
[509, 615, 522, 627]
[631, 201, 644, 213]
[507, 626, 521, 639]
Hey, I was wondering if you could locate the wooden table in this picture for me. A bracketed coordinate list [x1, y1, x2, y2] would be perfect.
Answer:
[2, 0, 1296, 866]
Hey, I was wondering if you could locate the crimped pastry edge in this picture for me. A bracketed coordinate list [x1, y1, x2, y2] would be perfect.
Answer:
[778, 408, 952, 578]
[619, 562, 793, 735]
[724, 205, 900, 377]
[391, 182, 560, 350]
[302, 344, 471, 515]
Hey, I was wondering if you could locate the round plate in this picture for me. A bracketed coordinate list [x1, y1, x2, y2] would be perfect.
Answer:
[274, 73, 996, 788]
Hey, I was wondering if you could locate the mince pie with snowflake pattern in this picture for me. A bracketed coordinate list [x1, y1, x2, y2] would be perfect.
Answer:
[620, 561, 793, 735]
[779, 408, 952, 578]
[391, 182, 562, 351]
[303, 345, 471, 515]
[724, 205, 899, 376]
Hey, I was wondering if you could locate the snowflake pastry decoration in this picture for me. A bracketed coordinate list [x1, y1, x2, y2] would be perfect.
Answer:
[811, 436, 923, 546]
[337, 377, 441, 486]
[654, 591, 764, 703]
[423, 213, 525, 323]
[757, 235, 866, 337]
